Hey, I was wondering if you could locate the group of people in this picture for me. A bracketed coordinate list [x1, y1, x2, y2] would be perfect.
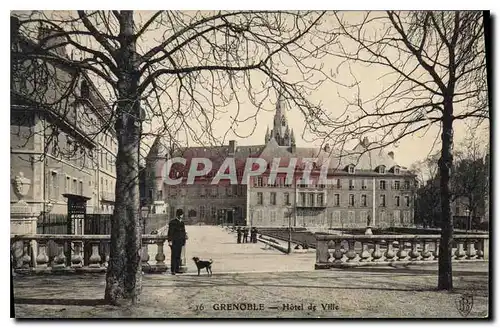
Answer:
[236, 226, 258, 244]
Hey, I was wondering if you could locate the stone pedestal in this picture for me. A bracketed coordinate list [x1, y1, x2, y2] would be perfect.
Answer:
[11, 172, 40, 270]
[11, 201, 39, 235]
[11, 204, 40, 270]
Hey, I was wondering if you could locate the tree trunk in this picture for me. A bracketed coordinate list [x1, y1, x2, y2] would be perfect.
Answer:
[438, 98, 454, 290]
[104, 11, 143, 305]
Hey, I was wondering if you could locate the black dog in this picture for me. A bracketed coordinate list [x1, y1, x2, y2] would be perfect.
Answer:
[192, 257, 213, 276]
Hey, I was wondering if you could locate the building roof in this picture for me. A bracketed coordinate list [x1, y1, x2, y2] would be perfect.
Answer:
[148, 134, 407, 175]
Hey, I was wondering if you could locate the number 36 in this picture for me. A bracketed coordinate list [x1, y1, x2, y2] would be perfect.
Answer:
[193, 304, 204, 311]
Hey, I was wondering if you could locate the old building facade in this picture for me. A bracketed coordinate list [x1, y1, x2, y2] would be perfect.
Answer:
[145, 94, 417, 228]
[10, 21, 116, 216]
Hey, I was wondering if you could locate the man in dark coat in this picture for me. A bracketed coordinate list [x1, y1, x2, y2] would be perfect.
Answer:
[167, 209, 187, 275]
[242, 227, 249, 243]
[251, 227, 258, 243]
[237, 227, 242, 244]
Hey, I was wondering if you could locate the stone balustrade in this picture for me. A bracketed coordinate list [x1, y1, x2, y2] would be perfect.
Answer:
[315, 233, 489, 269]
[10, 234, 169, 274]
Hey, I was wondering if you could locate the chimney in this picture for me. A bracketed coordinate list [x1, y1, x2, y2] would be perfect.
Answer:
[323, 143, 331, 153]
[362, 137, 369, 148]
[388, 151, 394, 160]
[228, 140, 237, 155]
[38, 26, 67, 57]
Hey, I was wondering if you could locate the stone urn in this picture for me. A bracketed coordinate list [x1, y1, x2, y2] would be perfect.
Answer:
[12, 171, 30, 203]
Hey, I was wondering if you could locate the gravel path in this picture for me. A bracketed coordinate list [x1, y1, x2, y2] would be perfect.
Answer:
[13, 263, 488, 318]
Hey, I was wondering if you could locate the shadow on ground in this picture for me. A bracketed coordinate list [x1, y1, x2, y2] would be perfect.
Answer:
[341, 266, 489, 276]
[14, 298, 107, 306]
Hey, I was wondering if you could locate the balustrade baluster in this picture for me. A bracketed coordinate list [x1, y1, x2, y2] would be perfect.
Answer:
[454, 239, 466, 260]
[30, 239, 38, 269]
[21, 241, 31, 269]
[88, 241, 102, 268]
[332, 240, 344, 263]
[371, 240, 383, 262]
[421, 239, 432, 261]
[433, 240, 440, 259]
[359, 241, 371, 262]
[11, 240, 23, 269]
[345, 240, 357, 262]
[141, 243, 150, 272]
[327, 240, 335, 263]
[384, 239, 396, 262]
[103, 242, 110, 269]
[71, 241, 83, 269]
[465, 239, 477, 260]
[52, 240, 67, 270]
[476, 240, 484, 259]
[155, 240, 166, 269]
[409, 240, 420, 261]
[396, 240, 408, 261]
[36, 240, 49, 269]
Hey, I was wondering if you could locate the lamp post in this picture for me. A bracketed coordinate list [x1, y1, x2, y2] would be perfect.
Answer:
[286, 207, 293, 254]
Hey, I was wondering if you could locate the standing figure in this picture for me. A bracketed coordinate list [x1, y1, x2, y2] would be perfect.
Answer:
[167, 209, 187, 275]
[243, 227, 249, 243]
[250, 227, 258, 243]
[236, 227, 242, 244]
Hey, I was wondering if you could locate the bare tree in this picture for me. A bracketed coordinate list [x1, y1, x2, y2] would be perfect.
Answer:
[412, 153, 440, 228]
[414, 138, 488, 230]
[322, 11, 489, 290]
[11, 10, 336, 305]
[451, 138, 489, 227]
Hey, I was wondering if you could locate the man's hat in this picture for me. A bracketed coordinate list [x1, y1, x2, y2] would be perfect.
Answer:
[176, 209, 184, 217]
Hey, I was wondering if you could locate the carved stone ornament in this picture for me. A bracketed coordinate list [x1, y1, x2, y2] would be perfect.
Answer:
[13, 171, 31, 201]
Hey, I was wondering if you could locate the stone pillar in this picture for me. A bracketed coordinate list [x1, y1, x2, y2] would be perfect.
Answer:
[11, 172, 40, 271]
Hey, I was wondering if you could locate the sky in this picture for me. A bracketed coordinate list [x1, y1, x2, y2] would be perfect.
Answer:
[134, 11, 489, 169]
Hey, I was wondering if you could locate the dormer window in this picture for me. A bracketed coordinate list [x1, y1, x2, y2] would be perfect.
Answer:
[347, 164, 355, 174]
[391, 165, 400, 174]
[377, 165, 386, 174]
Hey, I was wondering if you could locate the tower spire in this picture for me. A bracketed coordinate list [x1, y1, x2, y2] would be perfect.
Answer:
[269, 89, 291, 146]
